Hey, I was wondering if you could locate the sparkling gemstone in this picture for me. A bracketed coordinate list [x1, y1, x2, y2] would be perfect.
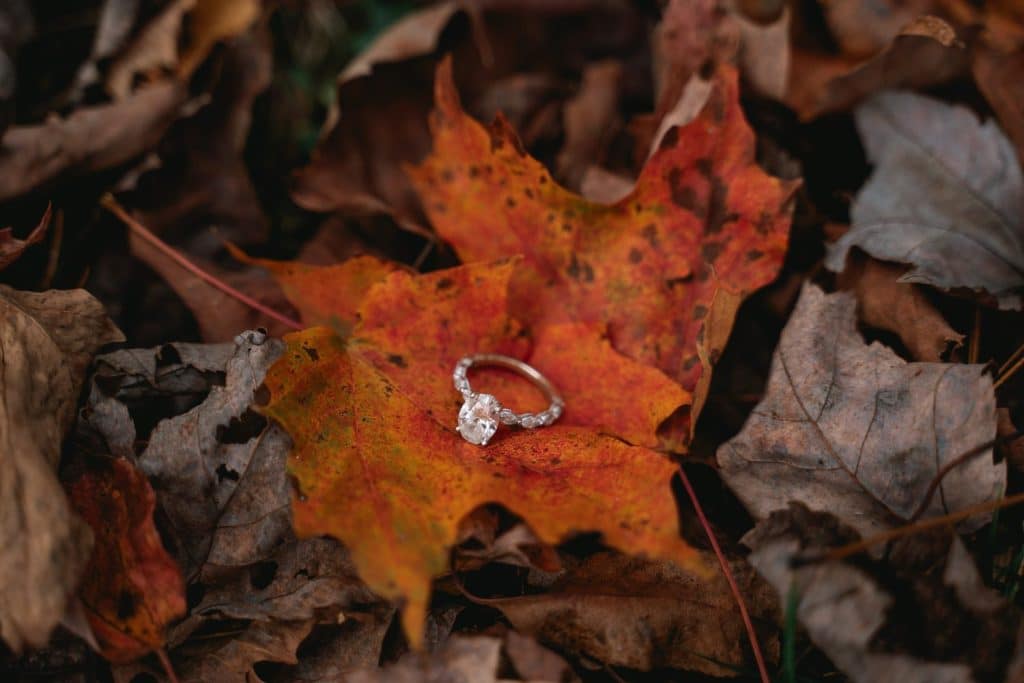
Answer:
[457, 393, 500, 445]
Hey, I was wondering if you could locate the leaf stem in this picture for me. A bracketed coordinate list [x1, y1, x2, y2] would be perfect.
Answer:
[101, 194, 303, 331]
[677, 467, 770, 683]
[803, 489, 1024, 566]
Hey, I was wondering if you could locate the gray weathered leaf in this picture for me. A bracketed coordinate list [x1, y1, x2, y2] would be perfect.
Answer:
[718, 283, 1003, 542]
[0, 286, 123, 650]
[825, 90, 1024, 309]
[744, 503, 1018, 683]
[132, 330, 288, 580]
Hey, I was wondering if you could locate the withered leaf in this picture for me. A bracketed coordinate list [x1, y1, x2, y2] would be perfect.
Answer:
[745, 503, 1021, 683]
[789, 16, 970, 120]
[0, 203, 50, 271]
[837, 253, 963, 362]
[0, 286, 123, 650]
[65, 457, 185, 663]
[0, 82, 185, 202]
[825, 90, 1024, 309]
[114, 619, 316, 683]
[487, 551, 779, 676]
[134, 330, 291, 580]
[718, 284, 1003, 542]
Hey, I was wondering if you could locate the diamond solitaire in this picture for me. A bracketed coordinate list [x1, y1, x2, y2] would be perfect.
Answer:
[452, 354, 564, 446]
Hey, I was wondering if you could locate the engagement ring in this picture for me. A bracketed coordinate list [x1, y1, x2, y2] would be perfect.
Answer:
[452, 354, 564, 446]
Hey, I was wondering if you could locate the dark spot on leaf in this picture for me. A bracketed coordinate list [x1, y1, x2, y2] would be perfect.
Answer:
[666, 276, 689, 289]
[250, 561, 278, 590]
[642, 224, 659, 248]
[524, 188, 534, 199]
[747, 249, 764, 261]
[667, 168, 697, 210]
[659, 126, 679, 151]
[709, 349, 722, 364]
[117, 591, 136, 619]
[506, 196, 516, 208]
[755, 211, 773, 235]
[705, 177, 738, 235]
[388, 354, 407, 368]
[156, 344, 182, 367]
[216, 409, 267, 444]
[699, 59, 715, 80]
[215, 463, 239, 482]
[692, 305, 708, 320]
[683, 355, 699, 371]
[468, 165, 479, 178]
[701, 242, 723, 263]
[695, 327, 705, 344]
[432, 202, 447, 214]
[567, 254, 595, 282]
[539, 174, 547, 183]
[695, 158, 713, 177]
[441, 169, 454, 182]
[436, 277, 454, 291]
[303, 346, 319, 361]
[629, 248, 643, 264]
[562, 222, 572, 233]
[254, 384, 271, 407]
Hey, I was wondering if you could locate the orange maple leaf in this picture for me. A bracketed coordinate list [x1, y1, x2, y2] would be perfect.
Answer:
[260, 260, 699, 645]
[407, 58, 798, 446]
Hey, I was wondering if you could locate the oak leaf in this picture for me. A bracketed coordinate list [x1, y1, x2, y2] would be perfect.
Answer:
[407, 58, 797, 446]
[260, 260, 699, 645]
[65, 457, 185, 663]
[718, 284, 1003, 542]
[825, 90, 1024, 309]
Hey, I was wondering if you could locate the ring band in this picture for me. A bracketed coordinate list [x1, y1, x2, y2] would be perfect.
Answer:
[452, 354, 564, 446]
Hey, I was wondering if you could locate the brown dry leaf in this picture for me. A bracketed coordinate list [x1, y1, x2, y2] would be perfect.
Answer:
[556, 60, 622, 189]
[114, 619, 317, 683]
[107, 0, 194, 99]
[789, 16, 970, 120]
[291, 1, 646, 234]
[821, 0, 936, 58]
[745, 503, 1021, 682]
[487, 551, 779, 676]
[185, 537, 375, 626]
[718, 284, 1003, 542]
[130, 230, 298, 341]
[0, 203, 50, 271]
[0, 81, 185, 202]
[837, 253, 964, 362]
[177, 0, 260, 79]
[0, 286, 123, 650]
[260, 606, 396, 683]
[346, 635, 503, 683]
[973, 40, 1024, 167]
[131, 27, 272, 254]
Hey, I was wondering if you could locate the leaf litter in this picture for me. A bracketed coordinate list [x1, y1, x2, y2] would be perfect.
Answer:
[4, 1, 1024, 681]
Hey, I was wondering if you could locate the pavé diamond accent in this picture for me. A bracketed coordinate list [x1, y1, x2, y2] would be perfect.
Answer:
[457, 393, 500, 446]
